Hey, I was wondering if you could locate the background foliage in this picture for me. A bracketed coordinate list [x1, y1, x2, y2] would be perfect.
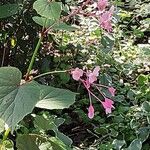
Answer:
[0, 0, 150, 149]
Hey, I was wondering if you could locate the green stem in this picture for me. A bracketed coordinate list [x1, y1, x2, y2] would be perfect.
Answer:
[26, 36, 43, 80]
[33, 70, 68, 80]
[2, 128, 11, 142]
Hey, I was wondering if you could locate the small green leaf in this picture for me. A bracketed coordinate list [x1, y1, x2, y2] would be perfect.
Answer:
[99, 73, 112, 85]
[110, 129, 118, 137]
[112, 139, 126, 150]
[0, 4, 19, 18]
[127, 139, 142, 150]
[137, 74, 148, 86]
[127, 90, 136, 101]
[33, 0, 61, 20]
[137, 127, 150, 143]
[141, 101, 150, 112]
[94, 127, 108, 135]
[54, 23, 77, 31]
[114, 95, 125, 102]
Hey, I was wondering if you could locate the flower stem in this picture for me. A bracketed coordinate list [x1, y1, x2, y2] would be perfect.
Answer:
[93, 83, 109, 89]
[33, 70, 68, 80]
[88, 91, 92, 105]
[95, 85, 106, 98]
[25, 36, 43, 80]
[88, 90, 102, 103]
[80, 80, 102, 103]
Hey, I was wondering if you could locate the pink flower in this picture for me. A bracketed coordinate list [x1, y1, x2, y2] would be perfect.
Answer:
[88, 104, 94, 119]
[88, 74, 97, 84]
[101, 98, 114, 114]
[108, 87, 116, 96]
[97, 0, 108, 11]
[88, 66, 100, 84]
[93, 66, 100, 76]
[99, 6, 114, 32]
[71, 68, 83, 81]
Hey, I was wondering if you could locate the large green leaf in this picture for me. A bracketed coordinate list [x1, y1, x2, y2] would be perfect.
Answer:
[0, 67, 41, 132]
[32, 16, 55, 28]
[0, 4, 19, 19]
[16, 134, 71, 150]
[0, 118, 4, 133]
[16, 134, 48, 150]
[49, 137, 71, 150]
[36, 84, 76, 109]
[0, 67, 76, 132]
[33, 0, 61, 20]
[33, 16, 77, 31]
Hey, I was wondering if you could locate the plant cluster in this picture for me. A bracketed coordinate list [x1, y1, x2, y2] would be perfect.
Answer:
[0, 0, 149, 149]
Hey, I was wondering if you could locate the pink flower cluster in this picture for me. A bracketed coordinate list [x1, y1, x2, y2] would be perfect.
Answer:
[97, 0, 114, 32]
[71, 66, 116, 119]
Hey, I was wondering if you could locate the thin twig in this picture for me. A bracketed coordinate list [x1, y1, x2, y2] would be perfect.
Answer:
[1, 43, 7, 67]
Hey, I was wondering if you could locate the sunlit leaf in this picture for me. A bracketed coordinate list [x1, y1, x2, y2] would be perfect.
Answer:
[0, 67, 76, 132]
[137, 127, 150, 143]
[112, 139, 126, 150]
[33, 0, 61, 20]
[127, 139, 142, 150]
[32, 16, 55, 28]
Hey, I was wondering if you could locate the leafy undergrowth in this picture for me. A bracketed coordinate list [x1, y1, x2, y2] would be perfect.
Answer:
[0, 0, 150, 149]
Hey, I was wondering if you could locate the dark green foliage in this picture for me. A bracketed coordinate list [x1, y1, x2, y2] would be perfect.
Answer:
[0, 0, 149, 149]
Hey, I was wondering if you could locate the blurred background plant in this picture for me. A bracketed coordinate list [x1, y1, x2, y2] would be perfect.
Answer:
[0, 0, 150, 149]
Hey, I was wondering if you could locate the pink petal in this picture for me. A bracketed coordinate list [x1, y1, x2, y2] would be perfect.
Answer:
[101, 98, 114, 114]
[99, 7, 114, 32]
[100, 11, 111, 22]
[105, 108, 112, 114]
[88, 73, 97, 84]
[88, 105, 94, 119]
[105, 98, 114, 105]
[108, 87, 116, 96]
[71, 68, 83, 81]
[102, 98, 115, 109]
[97, 0, 108, 11]
[109, 5, 114, 15]
[93, 66, 100, 76]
